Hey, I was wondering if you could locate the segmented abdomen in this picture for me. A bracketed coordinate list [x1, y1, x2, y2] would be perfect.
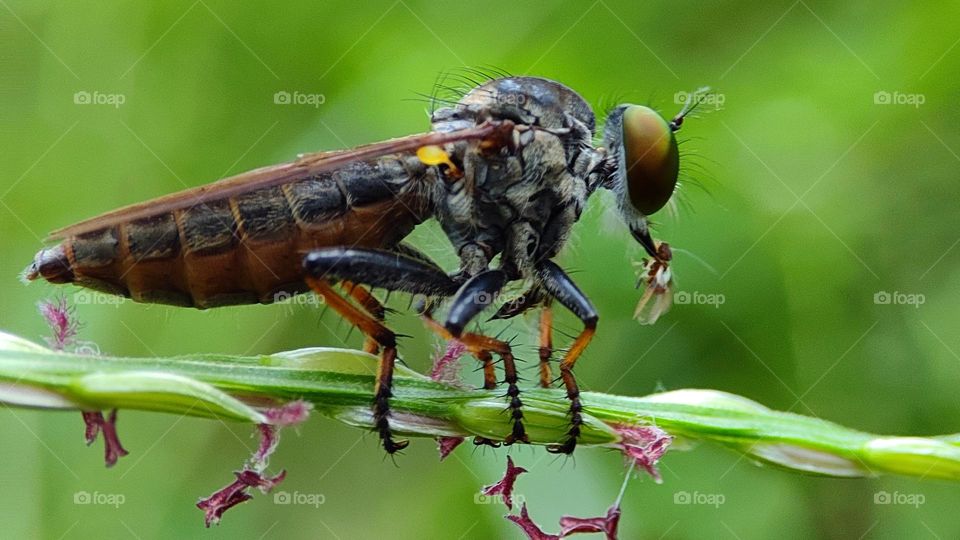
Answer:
[28, 156, 433, 308]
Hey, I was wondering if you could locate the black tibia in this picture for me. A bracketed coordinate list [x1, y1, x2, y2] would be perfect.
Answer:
[303, 247, 459, 297]
[442, 269, 528, 445]
[393, 242, 448, 271]
[536, 260, 599, 455]
[445, 269, 507, 336]
[302, 247, 461, 454]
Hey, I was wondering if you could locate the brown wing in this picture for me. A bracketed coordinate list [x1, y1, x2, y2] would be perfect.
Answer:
[47, 121, 508, 240]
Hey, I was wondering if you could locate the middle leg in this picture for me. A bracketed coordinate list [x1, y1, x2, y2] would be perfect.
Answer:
[426, 269, 529, 445]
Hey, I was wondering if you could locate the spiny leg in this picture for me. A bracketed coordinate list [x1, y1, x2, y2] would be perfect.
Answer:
[421, 313, 525, 447]
[436, 269, 528, 445]
[536, 260, 598, 455]
[305, 277, 406, 453]
[303, 247, 460, 454]
[421, 315, 498, 390]
[420, 313, 508, 448]
[379, 243, 485, 371]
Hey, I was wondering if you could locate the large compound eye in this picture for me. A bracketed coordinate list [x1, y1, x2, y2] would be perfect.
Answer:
[621, 105, 679, 215]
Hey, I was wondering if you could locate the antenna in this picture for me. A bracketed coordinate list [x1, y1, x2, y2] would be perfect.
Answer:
[670, 86, 712, 131]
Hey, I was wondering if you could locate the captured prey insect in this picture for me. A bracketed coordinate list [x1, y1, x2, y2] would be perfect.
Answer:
[25, 76, 704, 455]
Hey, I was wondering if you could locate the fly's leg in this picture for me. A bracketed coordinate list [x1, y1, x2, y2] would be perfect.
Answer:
[420, 314, 513, 448]
[420, 314, 499, 391]
[538, 301, 554, 388]
[427, 269, 529, 445]
[304, 277, 406, 453]
[303, 248, 460, 454]
[342, 281, 386, 354]
[536, 260, 599, 455]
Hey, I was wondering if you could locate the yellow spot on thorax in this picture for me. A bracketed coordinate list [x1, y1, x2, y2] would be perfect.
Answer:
[416, 145, 461, 177]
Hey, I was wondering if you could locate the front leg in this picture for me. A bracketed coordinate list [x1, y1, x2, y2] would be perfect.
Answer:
[536, 260, 599, 455]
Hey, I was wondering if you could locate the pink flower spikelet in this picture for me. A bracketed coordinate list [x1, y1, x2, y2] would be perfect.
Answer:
[197, 400, 311, 526]
[559, 504, 622, 539]
[197, 469, 286, 527]
[614, 424, 672, 483]
[507, 504, 562, 540]
[492, 448, 645, 539]
[39, 298, 128, 467]
[431, 341, 467, 459]
[437, 436, 465, 461]
[38, 297, 78, 351]
[481, 456, 527, 510]
[430, 340, 467, 386]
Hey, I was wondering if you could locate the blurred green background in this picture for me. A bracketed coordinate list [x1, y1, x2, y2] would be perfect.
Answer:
[1, 1, 959, 538]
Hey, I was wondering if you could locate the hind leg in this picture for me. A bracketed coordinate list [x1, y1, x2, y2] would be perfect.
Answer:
[303, 247, 460, 453]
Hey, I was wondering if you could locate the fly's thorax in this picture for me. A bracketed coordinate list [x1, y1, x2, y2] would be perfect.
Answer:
[431, 77, 595, 140]
[434, 125, 587, 271]
[460, 77, 595, 131]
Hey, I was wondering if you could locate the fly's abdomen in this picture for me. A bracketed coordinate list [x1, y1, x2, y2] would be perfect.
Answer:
[26, 155, 433, 308]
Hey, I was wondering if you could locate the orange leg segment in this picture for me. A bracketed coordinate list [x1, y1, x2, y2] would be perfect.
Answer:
[306, 276, 408, 454]
[421, 314, 528, 445]
[342, 280, 385, 354]
[536, 260, 600, 455]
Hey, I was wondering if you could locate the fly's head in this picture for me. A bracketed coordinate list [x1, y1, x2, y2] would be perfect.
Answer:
[597, 88, 709, 324]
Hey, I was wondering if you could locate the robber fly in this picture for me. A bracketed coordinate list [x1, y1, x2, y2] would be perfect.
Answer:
[25, 76, 701, 455]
